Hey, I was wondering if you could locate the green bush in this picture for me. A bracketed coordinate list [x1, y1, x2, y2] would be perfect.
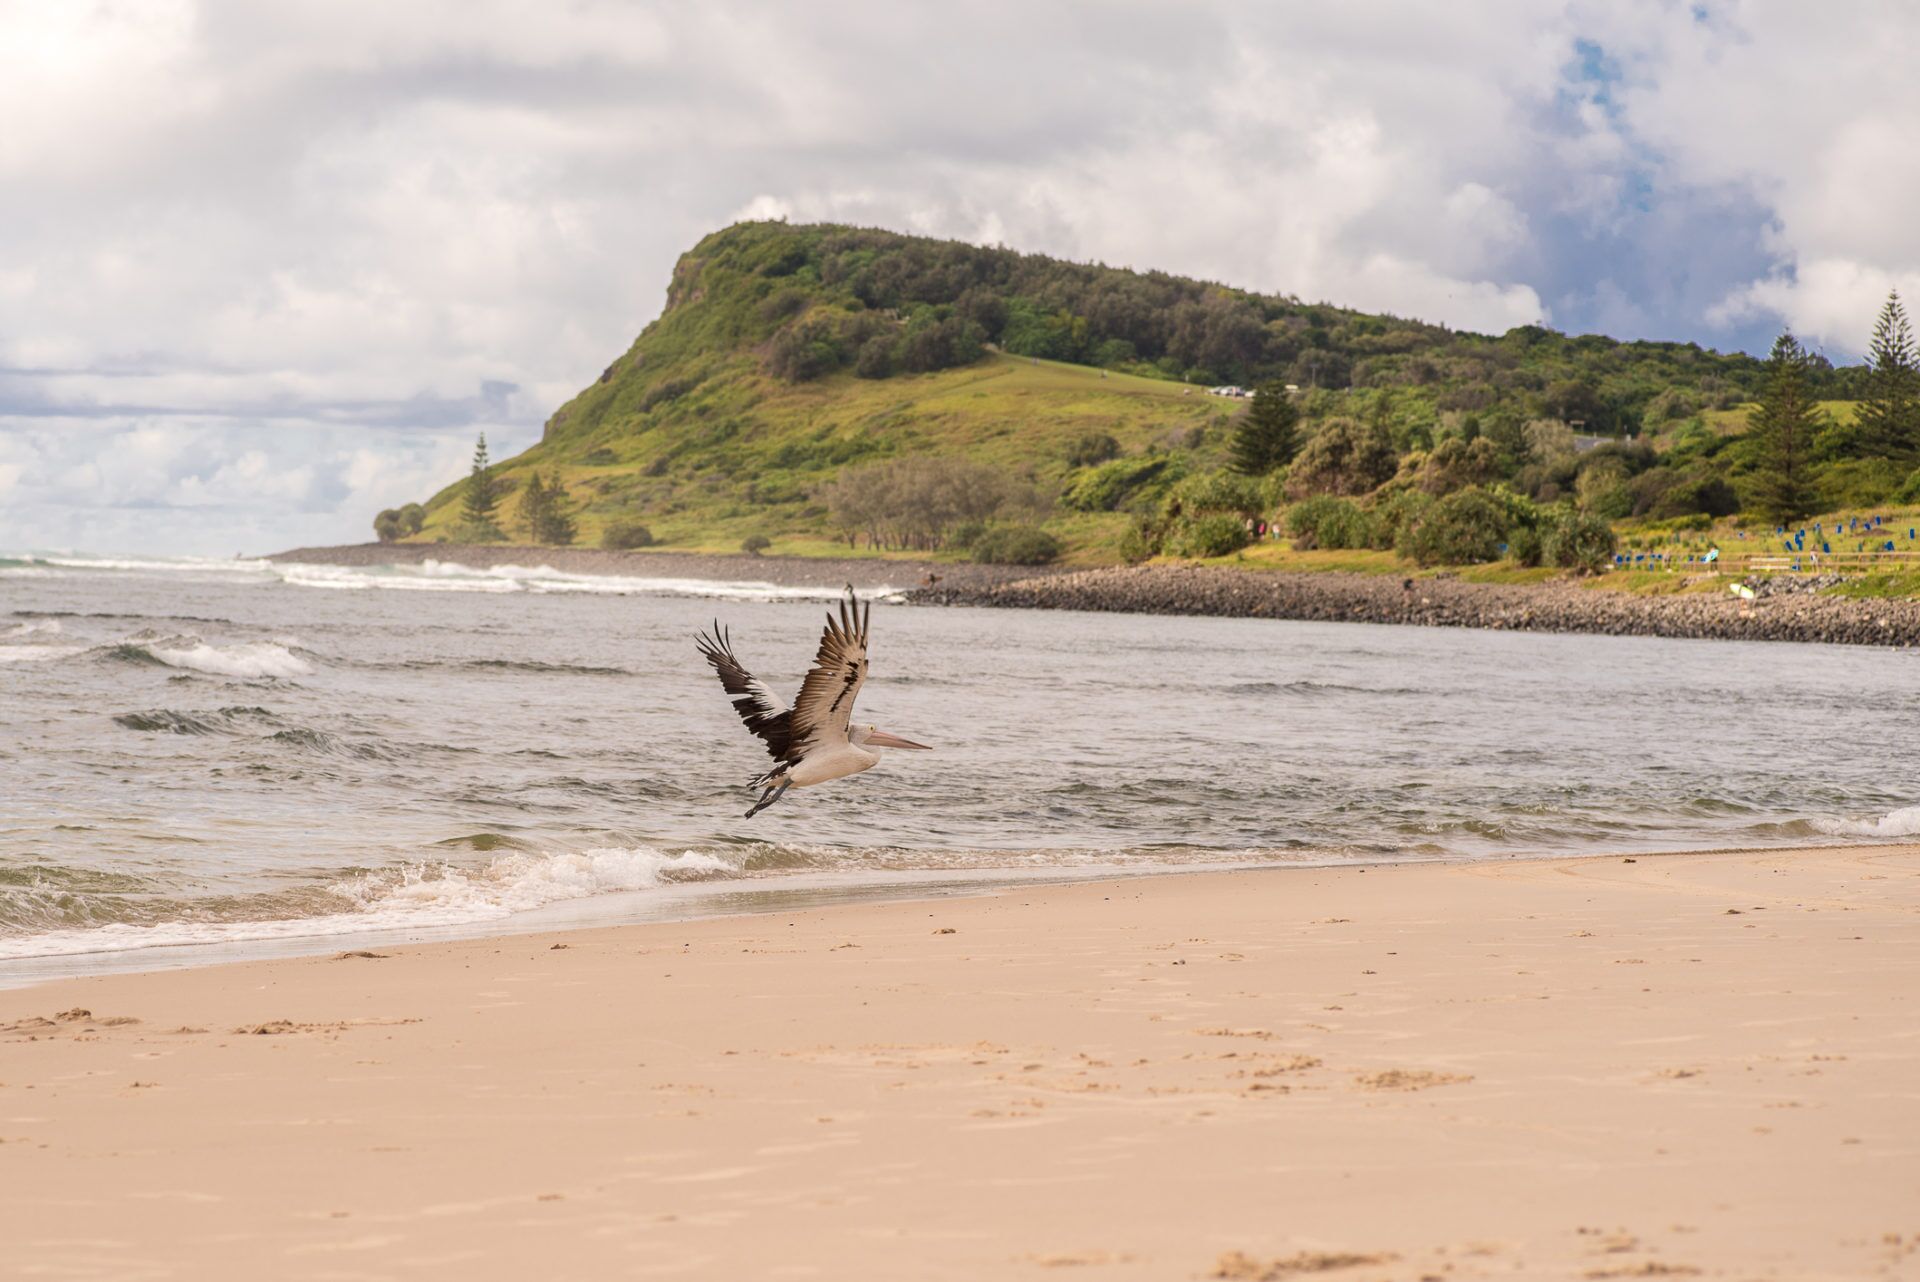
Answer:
[970, 524, 1062, 565]
[1162, 469, 1264, 519]
[1541, 510, 1617, 573]
[1370, 489, 1435, 550]
[948, 519, 989, 550]
[1507, 523, 1542, 567]
[1820, 457, 1906, 510]
[741, 534, 771, 555]
[1898, 467, 1920, 504]
[601, 521, 656, 550]
[1063, 455, 1178, 512]
[1285, 496, 1377, 550]
[1116, 522, 1156, 563]
[1166, 513, 1250, 558]
[448, 521, 503, 545]
[1063, 431, 1122, 468]
[1395, 486, 1509, 566]
[1285, 417, 1398, 498]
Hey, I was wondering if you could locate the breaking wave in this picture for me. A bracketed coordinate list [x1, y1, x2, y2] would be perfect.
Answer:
[276, 559, 900, 601]
[0, 845, 738, 959]
[2, 550, 901, 603]
[101, 641, 312, 679]
[1813, 805, 1920, 838]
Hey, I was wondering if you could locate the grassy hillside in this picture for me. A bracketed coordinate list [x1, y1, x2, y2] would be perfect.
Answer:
[398, 221, 1915, 577]
[418, 352, 1237, 559]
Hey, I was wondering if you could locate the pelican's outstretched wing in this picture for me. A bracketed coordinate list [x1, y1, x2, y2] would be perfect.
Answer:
[788, 589, 869, 757]
[696, 623, 794, 762]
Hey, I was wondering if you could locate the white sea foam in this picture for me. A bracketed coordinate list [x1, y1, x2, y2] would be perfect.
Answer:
[0, 846, 738, 960]
[273, 558, 900, 601]
[37, 554, 276, 575]
[0, 643, 87, 664]
[0, 548, 901, 602]
[0, 619, 81, 661]
[146, 641, 314, 679]
[2, 619, 62, 637]
[1813, 805, 1920, 838]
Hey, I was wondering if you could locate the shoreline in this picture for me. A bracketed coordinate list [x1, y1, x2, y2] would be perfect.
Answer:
[264, 541, 1058, 592]
[267, 543, 1920, 645]
[2, 838, 1892, 991]
[4, 844, 1915, 1279]
[916, 562, 1920, 646]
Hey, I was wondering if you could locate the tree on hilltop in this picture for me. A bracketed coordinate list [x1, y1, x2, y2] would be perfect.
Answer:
[462, 433, 503, 540]
[1749, 332, 1823, 525]
[1228, 382, 1300, 476]
[1856, 289, 1920, 463]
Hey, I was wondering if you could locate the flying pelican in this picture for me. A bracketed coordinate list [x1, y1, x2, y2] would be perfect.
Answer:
[697, 589, 931, 818]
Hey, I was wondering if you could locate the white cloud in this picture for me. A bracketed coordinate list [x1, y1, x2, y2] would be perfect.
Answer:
[1591, 0, 1920, 353]
[2, 0, 1915, 554]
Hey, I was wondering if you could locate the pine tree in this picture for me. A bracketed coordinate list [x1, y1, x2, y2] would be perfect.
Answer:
[462, 433, 501, 538]
[521, 472, 576, 545]
[518, 472, 549, 542]
[1749, 332, 1823, 525]
[1855, 289, 1920, 463]
[1228, 381, 1300, 475]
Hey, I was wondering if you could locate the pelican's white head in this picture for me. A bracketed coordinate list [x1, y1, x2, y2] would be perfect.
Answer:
[852, 724, 932, 751]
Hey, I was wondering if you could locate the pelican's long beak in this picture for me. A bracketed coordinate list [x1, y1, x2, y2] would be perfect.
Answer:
[866, 729, 932, 750]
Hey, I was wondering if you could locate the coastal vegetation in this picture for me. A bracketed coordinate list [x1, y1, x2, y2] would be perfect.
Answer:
[389, 222, 1920, 595]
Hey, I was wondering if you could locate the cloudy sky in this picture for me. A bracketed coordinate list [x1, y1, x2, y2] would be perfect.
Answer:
[4, 0, 1918, 556]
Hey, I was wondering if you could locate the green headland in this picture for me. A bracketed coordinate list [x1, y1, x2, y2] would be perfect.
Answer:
[387, 221, 1920, 596]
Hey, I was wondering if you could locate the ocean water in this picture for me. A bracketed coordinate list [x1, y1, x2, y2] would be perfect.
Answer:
[3, 549, 1917, 982]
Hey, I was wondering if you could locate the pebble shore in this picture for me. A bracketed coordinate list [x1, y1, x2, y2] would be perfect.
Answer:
[910, 563, 1920, 648]
[269, 544, 1920, 647]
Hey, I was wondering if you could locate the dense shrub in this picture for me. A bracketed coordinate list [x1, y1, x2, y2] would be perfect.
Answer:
[1819, 457, 1906, 510]
[1414, 436, 1501, 495]
[1370, 489, 1435, 550]
[1286, 496, 1377, 550]
[854, 336, 894, 378]
[1395, 486, 1510, 566]
[824, 456, 1047, 550]
[741, 534, 771, 555]
[1285, 418, 1397, 498]
[1507, 523, 1543, 566]
[1116, 522, 1156, 563]
[1063, 431, 1122, 468]
[1626, 466, 1739, 520]
[1162, 469, 1264, 519]
[1540, 510, 1617, 572]
[374, 503, 426, 542]
[447, 521, 503, 545]
[1898, 467, 1920, 504]
[1063, 455, 1179, 512]
[970, 524, 1061, 565]
[638, 376, 703, 413]
[601, 521, 656, 550]
[1166, 513, 1250, 558]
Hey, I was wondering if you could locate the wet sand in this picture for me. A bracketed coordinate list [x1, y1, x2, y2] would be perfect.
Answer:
[2, 845, 1916, 1280]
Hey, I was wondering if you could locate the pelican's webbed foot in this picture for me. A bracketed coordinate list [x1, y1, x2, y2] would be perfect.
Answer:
[745, 778, 791, 819]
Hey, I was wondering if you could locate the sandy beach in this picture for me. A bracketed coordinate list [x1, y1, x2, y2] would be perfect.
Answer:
[3, 845, 1916, 1281]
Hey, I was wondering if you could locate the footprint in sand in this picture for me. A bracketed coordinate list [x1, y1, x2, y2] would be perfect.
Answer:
[1211, 1248, 1397, 1278]
[1352, 1069, 1472, 1091]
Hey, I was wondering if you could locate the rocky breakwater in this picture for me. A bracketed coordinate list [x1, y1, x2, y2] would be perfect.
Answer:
[912, 564, 1920, 648]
